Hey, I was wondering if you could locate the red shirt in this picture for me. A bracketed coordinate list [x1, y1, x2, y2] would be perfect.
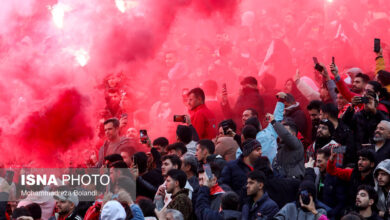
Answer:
[189, 104, 217, 140]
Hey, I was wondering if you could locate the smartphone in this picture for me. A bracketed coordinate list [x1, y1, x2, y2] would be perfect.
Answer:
[173, 115, 186, 123]
[360, 96, 369, 104]
[332, 146, 346, 154]
[313, 57, 324, 72]
[203, 164, 213, 180]
[300, 190, 310, 205]
[140, 130, 148, 144]
[374, 38, 381, 53]
[332, 56, 335, 65]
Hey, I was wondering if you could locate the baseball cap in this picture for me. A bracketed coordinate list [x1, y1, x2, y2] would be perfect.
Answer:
[53, 194, 79, 207]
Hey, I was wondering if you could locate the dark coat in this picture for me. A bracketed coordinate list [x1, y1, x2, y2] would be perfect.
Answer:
[333, 120, 356, 166]
[241, 192, 279, 220]
[195, 186, 241, 220]
[219, 156, 252, 196]
[375, 140, 390, 164]
[167, 189, 193, 220]
[318, 172, 347, 219]
[284, 103, 308, 137]
[264, 175, 300, 209]
[343, 107, 388, 146]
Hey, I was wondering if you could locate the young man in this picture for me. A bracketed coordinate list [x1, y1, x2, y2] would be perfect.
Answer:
[307, 100, 323, 142]
[187, 87, 217, 140]
[355, 185, 381, 220]
[165, 169, 193, 220]
[373, 159, 390, 218]
[198, 163, 225, 211]
[219, 139, 262, 195]
[152, 137, 169, 156]
[242, 170, 279, 219]
[166, 142, 187, 157]
[176, 125, 197, 155]
[372, 120, 390, 164]
[195, 139, 225, 171]
[50, 194, 82, 220]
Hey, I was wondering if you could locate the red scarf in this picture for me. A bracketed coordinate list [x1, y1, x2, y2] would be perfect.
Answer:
[210, 183, 225, 195]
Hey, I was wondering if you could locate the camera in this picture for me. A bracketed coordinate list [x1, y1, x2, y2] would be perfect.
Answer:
[173, 115, 186, 123]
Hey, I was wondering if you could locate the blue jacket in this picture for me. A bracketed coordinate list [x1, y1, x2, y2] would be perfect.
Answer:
[236, 102, 284, 163]
[195, 186, 241, 220]
[241, 192, 279, 220]
[219, 156, 252, 196]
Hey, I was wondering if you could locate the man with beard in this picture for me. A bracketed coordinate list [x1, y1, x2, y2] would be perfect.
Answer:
[355, 185, 381, 220]
[320, 103, 356, 167]
[307, 100, 324, 142]
[334, 71, 370, 101]
[373, 159, 390, 218]
[372, 120, 390, 164]
[306, 119, 343, 165]
[50, 194, 82, 220]
[327, 148, 376, 209]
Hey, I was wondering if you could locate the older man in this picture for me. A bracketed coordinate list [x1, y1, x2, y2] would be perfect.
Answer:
[372, 120, 390, 164]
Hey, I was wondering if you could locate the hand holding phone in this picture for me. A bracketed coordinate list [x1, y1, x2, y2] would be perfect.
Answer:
[173, 115, 186, 123]
[374, 38, 381, 53]
[313, 57, 324, 72]
[140, 130, 148, 144]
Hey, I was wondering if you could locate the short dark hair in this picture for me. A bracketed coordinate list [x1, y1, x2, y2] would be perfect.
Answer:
[176, 125, 192, 144]
[341, 212, 364, 220]
[197, 139, 215, 154]
[247, 170, 266, 183]
[357, 148, 376, 164]
[133, 152, 148, 174]
[188, 87, 205, 102]
[245, 117, 261, 132]
[25, 203, 42, 219]
[219, 119, 237, 132]
[104, 154, 124, 163]
[104, 118, 120, 128]
[198, 162, 221, 178]
[253, 156, 273, 177]
[221, 191, 240, 210]
[245, 108, 258, 118]
[166, 142, 187, 155]
[307, 100, 324, 111]
[321, 103, 339, 119]
[162, 155, 182, 169]
[167, 169, 187, 189]
[317, 148, 331, 159]
[109, 160, 129, 169]
[357, 185, 378, 206]
[242, 125, 258, 140]
[12, 207, 31, 219]
[282, 119, 298, 135]
[138, 199, 156, 218]
[153, 137, 169, 147]
[355, 73, 370, 83]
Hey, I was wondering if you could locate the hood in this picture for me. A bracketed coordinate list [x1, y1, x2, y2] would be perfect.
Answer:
[216, 137, 239, 149]
[285, 102, 300, 115]
[374, 159, 390, 186]
[101, 200, 126, 220]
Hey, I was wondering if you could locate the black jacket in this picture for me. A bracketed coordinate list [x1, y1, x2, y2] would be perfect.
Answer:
[219, 156, 252, 196]
[333, 120, 357, 167]
[284, 103, 308, 137]
[375, 140, 390, 164]
[241, 192, 279, 220]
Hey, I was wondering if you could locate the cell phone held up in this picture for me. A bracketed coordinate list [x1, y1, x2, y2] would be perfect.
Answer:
[300, 190, 310, 205]
[173, 115, 186, 123]
[203, 164, 213, 180]
[374, 38, 381, 53]
[313, 57, 324, 72]
[360, 96, 369, 104]
[140, 129, 148, 144]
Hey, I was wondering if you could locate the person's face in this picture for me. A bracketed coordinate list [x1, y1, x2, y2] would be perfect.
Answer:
[284, 80, 293, 93]
[218, 126, 226, 137]
[108, 91, 121, 104]
[165, 53, 176, 67]
[126, 128, 138, 140]
[358, 157, 374, 172]
[246, 178, 263, 196]
[317, 124, 331, 138]
[110, 168, 121, 184]
[161, 159, 177, 176]
[377, 170, 390, 187]
[284, 125, 296, 136]
[248, 147, 262, 163]
[104, 122, 119, 141]
[363, 96, 376, 112]
[352, 77, 365, 93]
[120, 152, 131, 167]
[57, 200, 73, 215]
[374, 122, 390, 142]
[365, 84, 375, 95]
[308, 109, 320, 123]
[356, 189, 373, 209]
[167, 149, 179, 157]
[160, 85, 170, 102]
[165, 176, 176, 194]
[187, 93, 202, 110]
[316, 154, 328, 173]
[195, 145, 207, 162]
[336, 93, 348, 110]
[154, 145, 166, 155]
[242, 110, 255, 125]
[198, 172, 216, 187]
[320, 87, 330, 101]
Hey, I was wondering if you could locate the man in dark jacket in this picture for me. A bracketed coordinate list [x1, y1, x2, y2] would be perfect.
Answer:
[241, 170, 279, 220]
[198, 163, 225, 211]
[284, 93, 308, 137]
[271, 119, 305, 179]
[320, 103, 356, 167]
[221, 76, 264, 130]
[196, 190, 241, 220]
[219, 139, 262, 196]
[372, 120, 390, 164]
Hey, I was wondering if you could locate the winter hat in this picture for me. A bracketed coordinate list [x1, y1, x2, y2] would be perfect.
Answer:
[299, 180, 317, 200]
[245, 116, 261, 132]
[242, 139, 262, 157]
[319, 119, 335, 136]
[101, 200, 126, 220]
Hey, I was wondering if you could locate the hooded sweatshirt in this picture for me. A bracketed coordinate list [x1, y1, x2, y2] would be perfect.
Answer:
[101, 200, 126, 220]
[374, 159, 390, 212]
